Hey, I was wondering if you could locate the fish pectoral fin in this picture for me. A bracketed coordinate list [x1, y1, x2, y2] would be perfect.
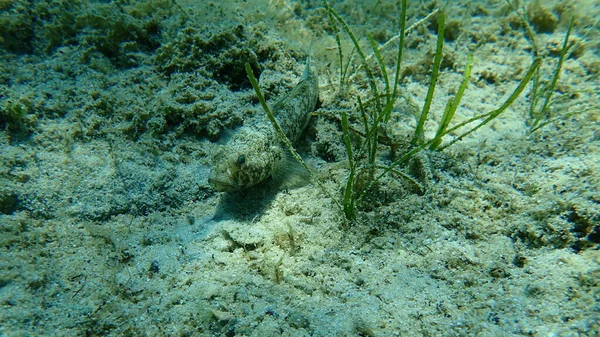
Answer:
[271, 148, 312, 189]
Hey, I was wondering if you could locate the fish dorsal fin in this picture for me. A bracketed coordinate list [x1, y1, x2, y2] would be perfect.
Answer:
[301, 41, 315, 81]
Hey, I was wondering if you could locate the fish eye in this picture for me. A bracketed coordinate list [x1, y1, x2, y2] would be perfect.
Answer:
[237, 154, 246, 166]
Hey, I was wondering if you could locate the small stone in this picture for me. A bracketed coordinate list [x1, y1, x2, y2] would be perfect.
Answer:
[211, 309, 234, 322]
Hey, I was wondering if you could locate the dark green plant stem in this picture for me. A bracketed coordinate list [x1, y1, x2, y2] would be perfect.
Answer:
[355, 97, 376, 167]
[325, 4, 345, 88]
[341, 109, 355, 219]
[389, 0, 407, 122]
[245, 63, 343, 212]
[504, 0, 543, 124]
[355, 56, 542, 205]
[530, 16, 574, 132]
[323, 1, 380, 110]
[438, 57, 542, 150]
[504, 0, 540, 56]
[412, 11, 445, 146]
[245, 63, 305, 170]
[331, 0, 408, 220]
[368, 33, 390, 107]
[429, 53, 473, 150]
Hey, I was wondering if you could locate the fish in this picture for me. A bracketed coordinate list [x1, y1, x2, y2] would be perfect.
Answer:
[208, 55, 318, 192]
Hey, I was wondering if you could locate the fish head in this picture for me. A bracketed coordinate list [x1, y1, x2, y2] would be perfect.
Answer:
[208, 132, 283, 191]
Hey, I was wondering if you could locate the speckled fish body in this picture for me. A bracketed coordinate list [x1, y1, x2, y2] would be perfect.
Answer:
[208, 57, 318, 192]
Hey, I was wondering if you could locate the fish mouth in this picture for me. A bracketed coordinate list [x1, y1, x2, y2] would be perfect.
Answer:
[208, 166, 238, 192]
[208, 177, 236, 192]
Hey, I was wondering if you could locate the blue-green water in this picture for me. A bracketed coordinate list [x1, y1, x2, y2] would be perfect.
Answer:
[0, 1, 598, 335]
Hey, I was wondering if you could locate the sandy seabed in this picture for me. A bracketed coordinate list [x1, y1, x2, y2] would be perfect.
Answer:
[0, 0, 599, 336]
